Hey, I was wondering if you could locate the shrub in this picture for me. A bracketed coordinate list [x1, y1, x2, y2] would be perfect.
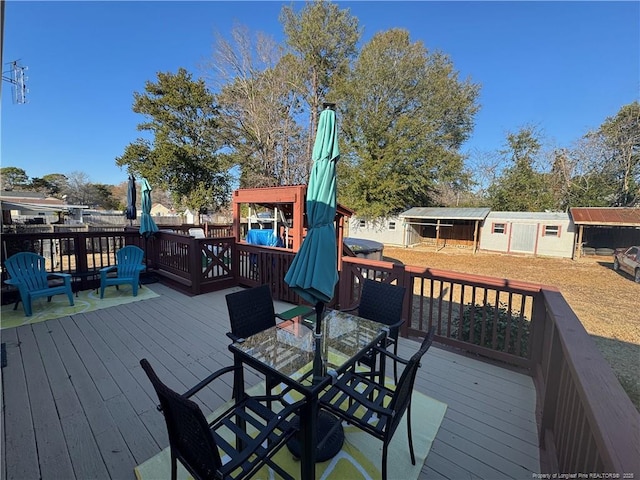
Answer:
[452, 302, 530, 357]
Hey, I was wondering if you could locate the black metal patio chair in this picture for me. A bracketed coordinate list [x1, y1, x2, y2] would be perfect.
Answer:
[344, 279, 406, 383]
[225, 285, 313, 401]
[225, 284, 278, 342]
[319, 327, 435, 480]
[225, 284, 312, 342]
[140, 358, 304, 480]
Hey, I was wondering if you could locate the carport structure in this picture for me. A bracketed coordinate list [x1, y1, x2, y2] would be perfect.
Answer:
[399, 207, 491, 252]
[570, 207, 640, 257]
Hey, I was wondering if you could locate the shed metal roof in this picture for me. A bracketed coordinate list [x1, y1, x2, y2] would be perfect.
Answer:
[486, 211, 570, 221]
[570, 207, 640, 227]
[399, 207, 490, 221]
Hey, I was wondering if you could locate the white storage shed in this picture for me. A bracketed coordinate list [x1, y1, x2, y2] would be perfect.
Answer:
[347, 215, 405, 246]
[479, 211, 575, 258]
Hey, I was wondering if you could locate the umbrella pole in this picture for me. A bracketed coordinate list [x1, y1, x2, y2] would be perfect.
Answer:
[312, 301, 325, 384]
[139, 234, 159, 284]
[314, 301, 324, 335]
[144, 236, 149, 272]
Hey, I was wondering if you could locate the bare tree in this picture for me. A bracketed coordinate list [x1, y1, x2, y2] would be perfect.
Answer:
[598, 102, 640, 206]
[64, 171, 94, 206]
[206, 24, 307, 187]
[465, 149, 504, 200]
[280, 0, 361, 163]
[552, 103, 640, 208]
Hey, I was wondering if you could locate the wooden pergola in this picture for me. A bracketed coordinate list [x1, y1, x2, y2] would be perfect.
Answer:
[231, 185, 353, 269]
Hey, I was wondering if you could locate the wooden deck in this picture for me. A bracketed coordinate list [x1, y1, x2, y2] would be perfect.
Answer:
[1, 283, 540, 480]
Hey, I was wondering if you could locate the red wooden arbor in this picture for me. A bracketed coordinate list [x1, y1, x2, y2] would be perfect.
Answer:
[231, 185, 353, 270]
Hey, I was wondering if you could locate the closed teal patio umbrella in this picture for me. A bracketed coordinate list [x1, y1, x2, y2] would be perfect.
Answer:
[139, 178, 159, 238]
[285, 104, 339, 386]
[284, 104, 343, 462]
[285, 105, 340, 330]
[139, 178, 159, 281]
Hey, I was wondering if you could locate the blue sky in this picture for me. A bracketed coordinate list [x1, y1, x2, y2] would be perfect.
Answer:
[2, 1, 638, 187]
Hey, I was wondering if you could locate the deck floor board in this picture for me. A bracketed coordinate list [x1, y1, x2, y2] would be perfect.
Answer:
[2, 282, 540, 480]
[2, 327, 40, 480]
[15, 326, 75, 480]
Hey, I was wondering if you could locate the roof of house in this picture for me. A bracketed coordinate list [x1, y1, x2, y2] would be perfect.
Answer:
[399, 207, 491, 221]
[0, 200, 64, 212]
[570, 207, 640, 227]
[0, 192, 88, 211]
[0, 190, 48, 199]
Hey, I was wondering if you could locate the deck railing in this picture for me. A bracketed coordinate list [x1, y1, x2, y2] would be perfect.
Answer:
[0, 229, 236, 295]
[235, 243, 299, 304]
[150, 231, 235, 293]
[533, 289, 639, 475]
[1, 230, 144, 292]
[338, 256, 639, 476]
[338, 256, 540, 369]
[1, 231, 638, 476]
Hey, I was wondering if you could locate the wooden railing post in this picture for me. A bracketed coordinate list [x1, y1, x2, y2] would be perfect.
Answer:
[189, 237, 201, 294]
[396, 263, 412, 339]
[74, 232, 89, 274]
[231, 241, 239, 283]
[338, 262, 349, 309]
[529, 291, 548, 370]
[73, 232, 91, 290]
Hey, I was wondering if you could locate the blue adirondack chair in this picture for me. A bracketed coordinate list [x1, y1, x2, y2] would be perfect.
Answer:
[4, 252, 74, 317]
[99, 245, 145, 299]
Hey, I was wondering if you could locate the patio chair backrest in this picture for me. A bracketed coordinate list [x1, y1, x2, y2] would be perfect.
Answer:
[386, 326, 435, 439]
[115, 246, 144, 277]
[140, 359, 223, 477]
[357, 279, 406, 340]
[225, 284, 277, 340]
[5, 252, 50, 291]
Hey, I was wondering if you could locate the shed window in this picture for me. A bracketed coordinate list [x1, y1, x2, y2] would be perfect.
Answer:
[492, 223, 506, 234]
[544, 225, 560, 237]
[388, 221, 396, 230]
[359, 219, 366, 228]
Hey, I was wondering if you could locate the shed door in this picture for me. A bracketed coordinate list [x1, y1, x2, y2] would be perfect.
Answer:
[510, 224, 537, 253]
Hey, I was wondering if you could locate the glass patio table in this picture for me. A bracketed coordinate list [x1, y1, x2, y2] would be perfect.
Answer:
[228, 309, 388, 480]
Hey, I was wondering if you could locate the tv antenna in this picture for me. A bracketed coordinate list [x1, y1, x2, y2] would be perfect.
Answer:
[2, 60, 29, 104]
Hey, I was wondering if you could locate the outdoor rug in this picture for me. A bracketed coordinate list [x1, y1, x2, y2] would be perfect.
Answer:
[1, 285, 159, 330]
[134, 378, 447, 480]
